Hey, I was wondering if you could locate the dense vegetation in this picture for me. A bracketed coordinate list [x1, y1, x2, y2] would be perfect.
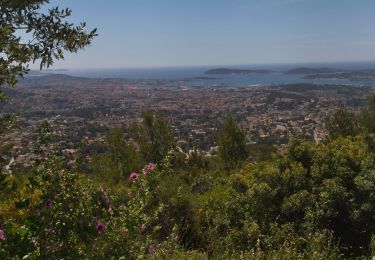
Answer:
[2, 1, 375, 259]
[1, 101, 375, 258]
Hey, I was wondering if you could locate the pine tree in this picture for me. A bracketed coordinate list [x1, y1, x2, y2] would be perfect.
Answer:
[132, 110, 175, 164]
[217, 116, 248, 171]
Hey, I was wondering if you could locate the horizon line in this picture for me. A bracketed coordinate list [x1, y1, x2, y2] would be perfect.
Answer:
[34, 59, 375, 71]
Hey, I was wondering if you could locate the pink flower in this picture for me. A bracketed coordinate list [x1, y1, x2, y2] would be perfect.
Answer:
[140, 224, 146, 233]
[96, 221, 105, 234]
[45, 199, 53, 209]
[148, 163, 155, 171]
[142, 167, 147, 175]
[0, 229, 5, 241]
[99, 185, 104, 193]
[130, 172, 137, 181]
[108, 204, 113, 213]
[148, 244, 156, 255]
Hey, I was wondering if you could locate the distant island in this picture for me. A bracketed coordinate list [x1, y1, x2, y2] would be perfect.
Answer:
[284, 67, 375, 81]
[205, 68, 273, 75]
[204, 67, 375, 81]
[284, 67, 346, 75]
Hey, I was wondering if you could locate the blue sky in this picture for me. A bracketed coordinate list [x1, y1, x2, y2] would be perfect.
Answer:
[38, 0, 375, 69]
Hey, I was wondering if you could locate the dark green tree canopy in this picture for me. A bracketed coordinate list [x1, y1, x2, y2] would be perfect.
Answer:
[360, 93, 375, 133]
[92, 127, 140, 181]
[325, 93, 375, 139]
[132, 110, 176, 164]
[325, 108, 360, 140]
[0, 0, 97, 98]
[218, 116, 248, 170]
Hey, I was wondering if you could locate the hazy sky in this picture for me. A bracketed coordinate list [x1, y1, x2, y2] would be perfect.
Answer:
[35, 0, 375, 69]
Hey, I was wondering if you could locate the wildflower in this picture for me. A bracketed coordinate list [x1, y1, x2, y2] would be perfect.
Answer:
[142, 167, 147, 175]
[140, 224, 146, 233]
[0, 229, 5, 241]
[130, 172, 137, 181]
[96, 221, 105, 234]
[103, 195, 110, 205]
[148, 162, 155, 171]
[45, 198, 53, 209]
[108, 204, 113, 214]
[148, 244, 156, 255]
[99, 185, 104, 193]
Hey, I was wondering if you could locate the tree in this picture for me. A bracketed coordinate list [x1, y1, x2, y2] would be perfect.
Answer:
[0, 0, 97, 95]
[217, 116, 248, 171]
[325, 108, 360, 140]
[132, 110, 175, 164]
[0, 0, 96, 176]
[236, 135, 375, 257]
[92, 128, 140, 181]
[0, 115, 15, 171]
[0, 115, 17, 191]
[360, 93, 375, 133]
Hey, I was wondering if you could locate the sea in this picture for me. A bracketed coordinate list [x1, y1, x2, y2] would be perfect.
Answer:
[46, 61, 375, 88]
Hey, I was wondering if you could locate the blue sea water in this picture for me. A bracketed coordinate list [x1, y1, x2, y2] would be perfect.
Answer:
[55, 61, 375, 87]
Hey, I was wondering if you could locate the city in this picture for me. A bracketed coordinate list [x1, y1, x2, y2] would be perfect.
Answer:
[1, 73, 372, 170]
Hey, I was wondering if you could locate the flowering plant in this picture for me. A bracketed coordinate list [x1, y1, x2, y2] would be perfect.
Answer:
[0, 154, 180, 259]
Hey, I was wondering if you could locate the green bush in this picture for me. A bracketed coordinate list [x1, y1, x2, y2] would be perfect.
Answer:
[0, 155, 181, 259]
[2, 135, 375, 258]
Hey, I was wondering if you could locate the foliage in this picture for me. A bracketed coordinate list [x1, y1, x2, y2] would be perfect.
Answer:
[325, 108, 360, 139]
[217, 116, 248, 171]
[4, 132, 375, 258]
[247, 143, 276, 161]
[360, 93, 375, 133]
[0, 114, 17, 177]
[0, 0, 96, 204]
[326, 93, 375, 140]
[0, 154, 181, 259]
[237, 136, 375, 257]
[92, 127, 141, 182]
[132, 110, 176, 164]
[0, 0, 97, 93]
